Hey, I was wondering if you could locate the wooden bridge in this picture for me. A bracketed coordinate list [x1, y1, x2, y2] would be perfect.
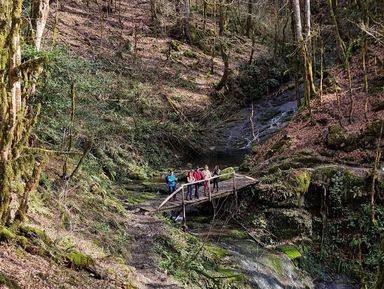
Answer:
[138, 172, 257, 228]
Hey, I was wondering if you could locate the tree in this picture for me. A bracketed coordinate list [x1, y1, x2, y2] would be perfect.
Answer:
[290, 0, 316, 107]
[31, 0, 50, 50]
[0, 0, 47, 228]
[175, 0, 192, 43]
[376, 236, 384, 289]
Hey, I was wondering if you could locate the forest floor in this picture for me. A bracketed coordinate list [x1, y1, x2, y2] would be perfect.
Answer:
[46, 0, 263, 116]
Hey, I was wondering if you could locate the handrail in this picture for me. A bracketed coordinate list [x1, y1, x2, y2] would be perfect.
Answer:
[158, 172, 236, 209]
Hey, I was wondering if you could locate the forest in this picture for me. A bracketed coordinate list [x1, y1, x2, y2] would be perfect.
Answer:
[0, 0, 383, 288]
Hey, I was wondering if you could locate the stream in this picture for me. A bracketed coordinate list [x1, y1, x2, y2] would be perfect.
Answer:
[155, 87, 359, 288]
[188, 220, 359, 289]
[192, 87, 300, 167]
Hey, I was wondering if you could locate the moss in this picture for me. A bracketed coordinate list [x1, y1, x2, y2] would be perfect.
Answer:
[169, 40, 181, 51]
[327, 125, 346, 149]
[0, 272, 21, 289]
[142, 182, 167, 193]
[228, 229, 248, 239]
[20, 225, 50, 243]
[67, 249, 94, 269]
[184, 50, 200, 59]
[220, 167, 235, 181]
[289, 170, 311, 195]
[326, 125, 357, 151]
[123, 191, 158, 205]
[205, 243, 228, 258]
[277, 245, 302, 260]
[0, 227, 16, 241]
[15, 248, 24, 257]
[16, 236, 28, 248]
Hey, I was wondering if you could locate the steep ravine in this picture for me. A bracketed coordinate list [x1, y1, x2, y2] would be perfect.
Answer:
[175, 89, 361, 289]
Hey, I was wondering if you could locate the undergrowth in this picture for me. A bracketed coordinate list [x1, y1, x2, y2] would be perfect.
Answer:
[155, 219, 247, 289]
[34, 46, 201, 182]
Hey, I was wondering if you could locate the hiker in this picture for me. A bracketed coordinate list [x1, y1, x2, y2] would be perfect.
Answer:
[212, 165, 221, 193]
[202, 165, 212, 196]
[186, 170, 195, 200]
[193, 167, 203, 199]
[166, 170, 177, 198]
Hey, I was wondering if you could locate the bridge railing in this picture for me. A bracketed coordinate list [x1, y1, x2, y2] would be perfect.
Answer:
[158, 172, 237, 210]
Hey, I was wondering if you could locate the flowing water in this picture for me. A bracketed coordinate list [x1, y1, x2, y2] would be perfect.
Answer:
[192, 87, 301, 167]
[189, 221, 359, 289]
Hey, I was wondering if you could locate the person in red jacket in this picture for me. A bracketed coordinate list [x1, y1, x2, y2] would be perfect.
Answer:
[193, 167, 203, 199]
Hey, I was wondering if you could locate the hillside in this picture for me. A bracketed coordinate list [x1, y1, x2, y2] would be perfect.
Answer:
[0, 0, 383, 289]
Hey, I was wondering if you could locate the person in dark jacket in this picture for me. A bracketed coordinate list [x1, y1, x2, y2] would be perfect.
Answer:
[212, 165, 221, 193]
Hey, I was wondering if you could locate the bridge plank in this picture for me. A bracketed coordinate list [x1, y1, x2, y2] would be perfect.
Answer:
[138, 174, 255, 212]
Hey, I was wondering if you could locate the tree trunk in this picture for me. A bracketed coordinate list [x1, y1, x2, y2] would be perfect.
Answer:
[303, 0, 311, 40]
[215, 44, 230, 91]
[327, 0, 346, 61]
[182, 0, 192, 43]
[32, 0, 50, 50]
[376, 235, 384, 289]
[291, 0, 316, 107]
[245, 0, 253, 37]
[292, 0, 303, 43]
[0, 0, 46, 227]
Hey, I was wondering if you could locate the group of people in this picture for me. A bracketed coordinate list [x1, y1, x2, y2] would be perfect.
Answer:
[165, 165, 221, 201]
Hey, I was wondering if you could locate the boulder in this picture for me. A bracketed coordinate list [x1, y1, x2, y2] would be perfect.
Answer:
[265, 208, 312, 240]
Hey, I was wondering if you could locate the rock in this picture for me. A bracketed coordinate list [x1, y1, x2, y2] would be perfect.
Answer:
[326, 124, 358, 151]
[265, 208, 312, 240]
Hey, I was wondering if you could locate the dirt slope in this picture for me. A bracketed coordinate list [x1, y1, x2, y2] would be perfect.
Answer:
[248, 46, 384, 171]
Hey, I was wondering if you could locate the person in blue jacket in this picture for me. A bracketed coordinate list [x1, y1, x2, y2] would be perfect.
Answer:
[166, 170, 177, 198]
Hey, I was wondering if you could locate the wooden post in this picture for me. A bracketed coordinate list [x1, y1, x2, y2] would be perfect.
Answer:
[182, 186, 187, 231]
[233, 173, 238, 209]
[208, 178, 212, 202]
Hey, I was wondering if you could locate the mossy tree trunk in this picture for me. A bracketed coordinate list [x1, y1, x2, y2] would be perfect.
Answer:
[291, 0, 316, 109]
[215, 43, 230, 91]
[31, 0, 50, 50]
[0, 0, 46, 228]
[376, 236, 384, 289]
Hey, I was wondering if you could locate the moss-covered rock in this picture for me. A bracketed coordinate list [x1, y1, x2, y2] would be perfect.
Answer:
[16, 236, 28, 248]
[326, 125, 347, 149]
[184, 50, 200, 59]
[169, 40, 181, 51]
[265, 208, 312, 240]
[0, 227, 16, 241]
[326, 125, 357, 151]
[19, 225, 50, 244]
[67, 249, 95, 269]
